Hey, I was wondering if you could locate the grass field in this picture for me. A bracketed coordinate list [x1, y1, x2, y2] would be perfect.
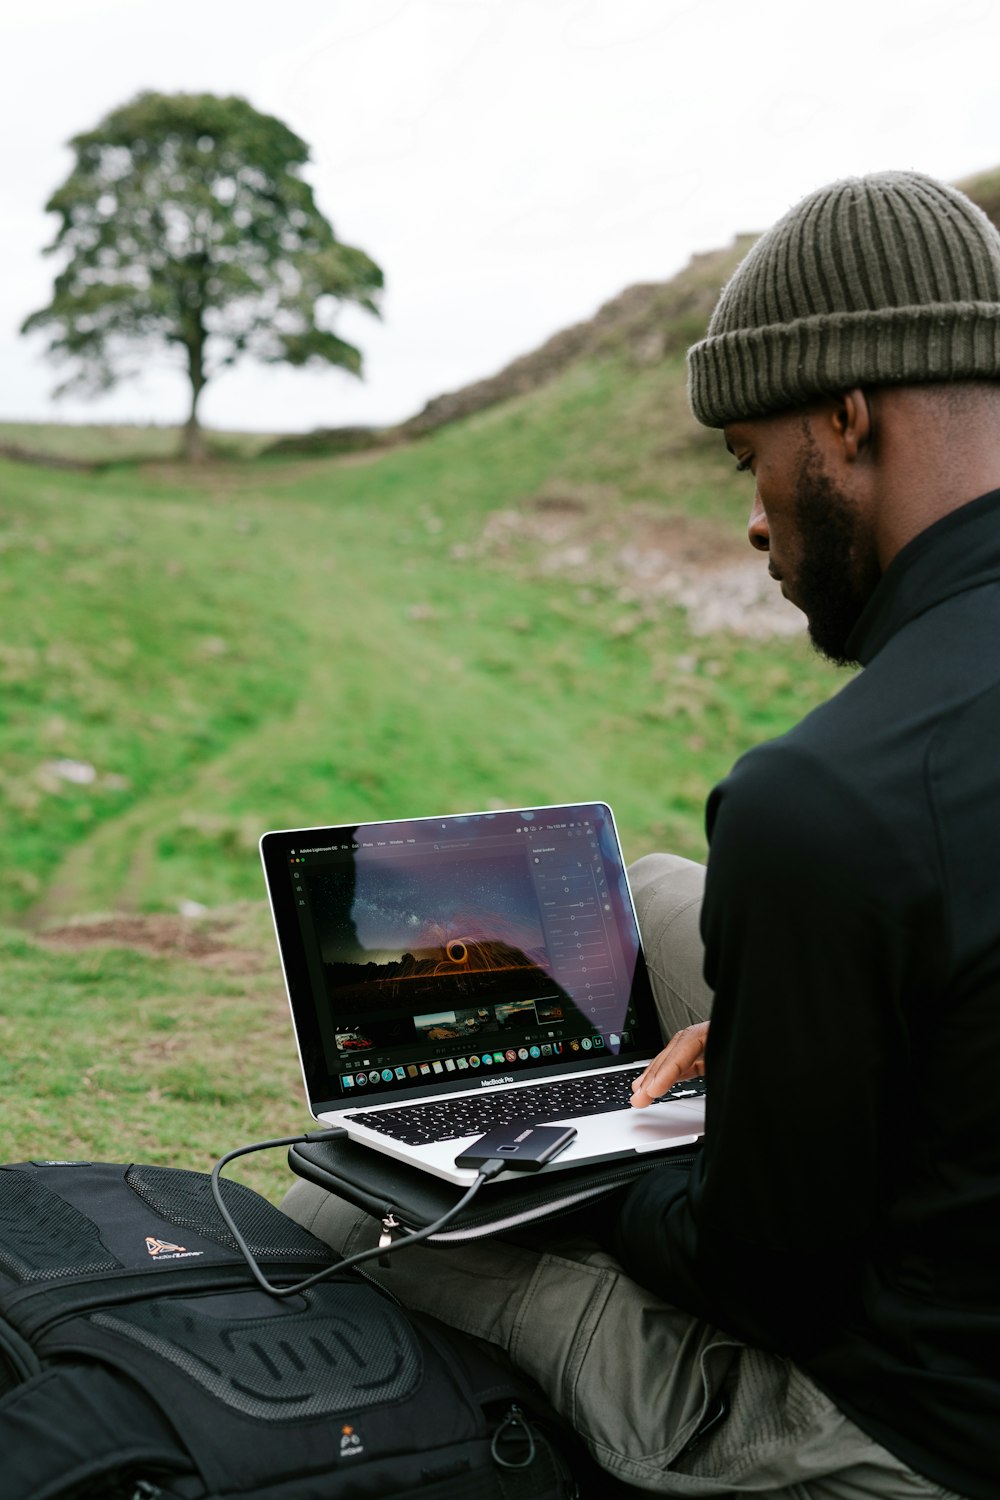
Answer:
[0, 360, 844, 1200]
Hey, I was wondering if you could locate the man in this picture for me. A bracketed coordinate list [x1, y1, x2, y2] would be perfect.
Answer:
[284, 171, 1000, 1497]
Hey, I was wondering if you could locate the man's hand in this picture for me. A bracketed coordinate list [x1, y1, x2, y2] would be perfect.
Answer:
[630, 1022, 709, 1107]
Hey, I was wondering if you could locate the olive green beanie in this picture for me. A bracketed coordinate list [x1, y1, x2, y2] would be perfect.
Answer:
[687, 170, 1000, 428]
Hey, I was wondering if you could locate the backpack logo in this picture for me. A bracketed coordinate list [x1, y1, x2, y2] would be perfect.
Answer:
[340, 1424, 364, 1458]
[145, 1235, 203, 1260]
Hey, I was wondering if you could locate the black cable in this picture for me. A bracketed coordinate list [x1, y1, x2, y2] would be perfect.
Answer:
[210, 1128, 506, 1299]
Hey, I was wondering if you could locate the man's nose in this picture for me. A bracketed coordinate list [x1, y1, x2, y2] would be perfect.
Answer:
[747, 492, 769, 552]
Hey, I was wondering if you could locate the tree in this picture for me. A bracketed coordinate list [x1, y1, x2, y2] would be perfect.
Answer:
[22, 92, 384, 460]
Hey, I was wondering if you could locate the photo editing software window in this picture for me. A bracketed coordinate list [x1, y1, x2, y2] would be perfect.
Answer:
[286, 812, 644, 1098]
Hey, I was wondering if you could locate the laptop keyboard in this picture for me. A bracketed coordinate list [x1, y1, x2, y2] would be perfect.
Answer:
[345, 1072, 706, 1146]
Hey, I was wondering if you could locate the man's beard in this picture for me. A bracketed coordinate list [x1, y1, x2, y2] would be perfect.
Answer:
[791, 438, 880, 667]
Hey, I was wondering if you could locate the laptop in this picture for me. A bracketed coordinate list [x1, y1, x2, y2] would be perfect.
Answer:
[261, 802, 705, 1186]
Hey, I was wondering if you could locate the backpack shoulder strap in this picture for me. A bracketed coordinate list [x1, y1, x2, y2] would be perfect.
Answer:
[0, 1312, 41, 1382]
[0, 1362, 183, 1500]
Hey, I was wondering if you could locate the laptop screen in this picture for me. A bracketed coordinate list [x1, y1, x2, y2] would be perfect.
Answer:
[261, 803, 662, 1113]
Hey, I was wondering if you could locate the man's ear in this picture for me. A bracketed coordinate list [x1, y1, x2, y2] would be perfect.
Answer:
[832, 388, 872, 463]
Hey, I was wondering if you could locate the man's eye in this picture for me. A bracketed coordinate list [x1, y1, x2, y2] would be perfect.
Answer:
[734, 457, 753, 474]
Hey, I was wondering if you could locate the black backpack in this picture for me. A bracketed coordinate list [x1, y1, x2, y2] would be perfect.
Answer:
[0, 1159, 590, 1500]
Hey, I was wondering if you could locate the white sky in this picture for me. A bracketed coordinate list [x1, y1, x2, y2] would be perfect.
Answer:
[3, 0, 1000, 433]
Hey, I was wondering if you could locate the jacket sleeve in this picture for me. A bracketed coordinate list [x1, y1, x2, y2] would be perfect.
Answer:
[613, 741, 940, 1356]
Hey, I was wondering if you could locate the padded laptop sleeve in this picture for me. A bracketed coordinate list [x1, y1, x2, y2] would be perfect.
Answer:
[288, 1133, 700, 1244]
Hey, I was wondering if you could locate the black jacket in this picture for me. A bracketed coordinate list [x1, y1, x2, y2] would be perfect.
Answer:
[616, 488, 1000, 1500]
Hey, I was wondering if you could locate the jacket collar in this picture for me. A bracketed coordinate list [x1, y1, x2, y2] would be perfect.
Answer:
[847, 487, 1000, 666]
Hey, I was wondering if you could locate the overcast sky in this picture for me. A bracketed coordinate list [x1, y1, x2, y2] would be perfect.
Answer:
[3, 0, 1000, 433]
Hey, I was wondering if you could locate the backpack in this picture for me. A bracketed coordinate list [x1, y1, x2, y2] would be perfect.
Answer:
[0, 1159, 589, 1500]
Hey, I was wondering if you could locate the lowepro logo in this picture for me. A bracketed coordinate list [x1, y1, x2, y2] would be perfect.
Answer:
[145, 1235, 204, 1261]
[339, 1424, 365, 1459]
[480, 1075, 515, 1087]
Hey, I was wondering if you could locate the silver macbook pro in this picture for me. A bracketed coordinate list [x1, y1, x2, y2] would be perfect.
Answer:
[261, 802, 705, 1186]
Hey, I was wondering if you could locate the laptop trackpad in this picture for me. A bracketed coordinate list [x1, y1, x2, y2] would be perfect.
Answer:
[566, 1097, 704, 1159]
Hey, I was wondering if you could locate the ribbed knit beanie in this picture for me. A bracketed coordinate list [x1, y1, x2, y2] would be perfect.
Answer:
[687, 171, 1000, 428]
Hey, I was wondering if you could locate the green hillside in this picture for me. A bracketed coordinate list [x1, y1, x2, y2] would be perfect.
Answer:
[1, 344, 838, 925]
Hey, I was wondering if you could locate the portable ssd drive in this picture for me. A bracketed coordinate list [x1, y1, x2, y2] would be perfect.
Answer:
[454, 1123, 578, 1172]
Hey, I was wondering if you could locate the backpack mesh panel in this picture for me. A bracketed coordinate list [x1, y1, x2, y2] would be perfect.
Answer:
[91, 1283, 422, 1420]
[0, 1169, 121, 1282]
[125, 1165, 331, 1262]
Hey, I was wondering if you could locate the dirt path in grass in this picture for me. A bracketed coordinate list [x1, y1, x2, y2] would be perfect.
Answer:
[468, 491, 804, 639]
[37, 906, 275, 975]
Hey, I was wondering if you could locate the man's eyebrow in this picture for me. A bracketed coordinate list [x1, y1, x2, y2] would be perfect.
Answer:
[724, 437, 734, 455]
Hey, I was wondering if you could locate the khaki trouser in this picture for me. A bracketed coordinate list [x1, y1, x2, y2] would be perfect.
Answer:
[282, 854, 963, 1499]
